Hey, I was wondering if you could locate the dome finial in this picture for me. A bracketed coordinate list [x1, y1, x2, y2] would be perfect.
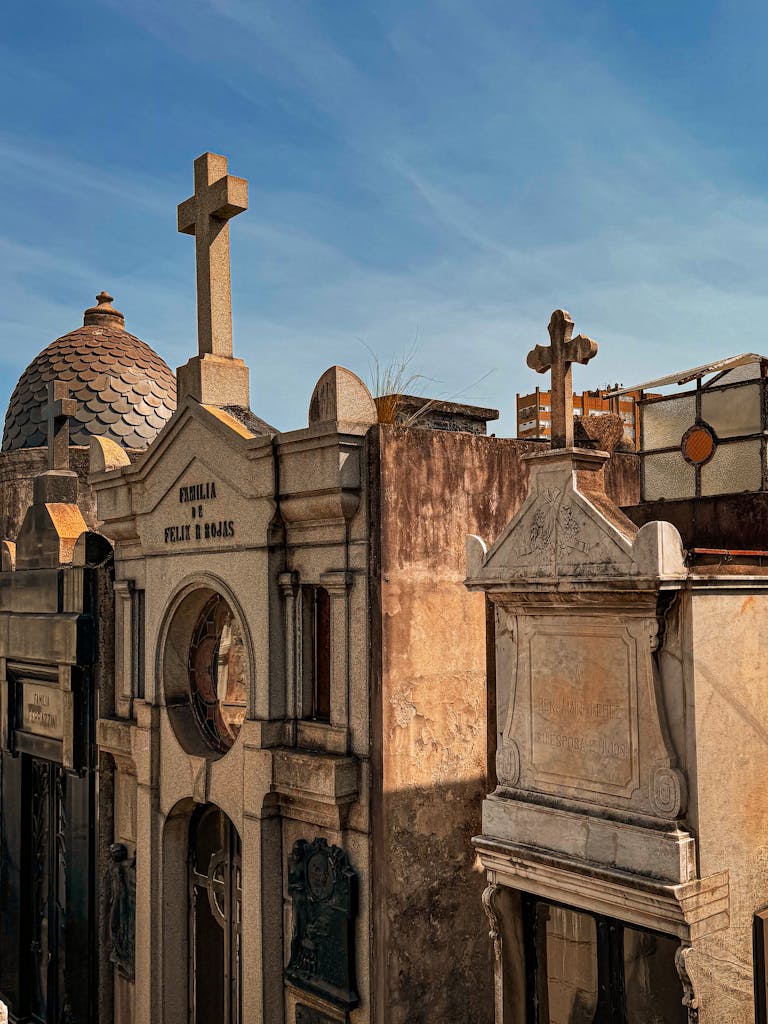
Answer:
[84, 291, 125, 328]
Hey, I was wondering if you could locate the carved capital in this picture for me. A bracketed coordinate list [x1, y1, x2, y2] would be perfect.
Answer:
[319, 570, 353, 595]
[279, 570, 300, 596]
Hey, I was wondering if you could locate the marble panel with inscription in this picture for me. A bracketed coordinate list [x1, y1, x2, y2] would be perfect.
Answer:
[529, 627, 634, 795]
[21, 681, 63, 739]
[497, 612, 685, 823]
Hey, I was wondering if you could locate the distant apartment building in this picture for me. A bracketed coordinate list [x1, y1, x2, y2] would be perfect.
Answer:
[516, 387, 649, 447]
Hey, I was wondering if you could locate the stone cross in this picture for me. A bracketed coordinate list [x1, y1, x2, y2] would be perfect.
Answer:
[177, 152, 248, 360]
[526, 309, 598, 448]
[46, 379, 77, 472]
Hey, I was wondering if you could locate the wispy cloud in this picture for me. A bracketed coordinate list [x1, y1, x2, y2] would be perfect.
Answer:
[3, 0, 768, 438]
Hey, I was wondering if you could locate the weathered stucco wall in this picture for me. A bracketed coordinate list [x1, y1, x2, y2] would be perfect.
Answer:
[372, 430, 535, 1023]
[683, 588, 768, 1022]
[0, 446, 148, 544]
[0, 448, 97, 541]
[370, 429, 639, 1024]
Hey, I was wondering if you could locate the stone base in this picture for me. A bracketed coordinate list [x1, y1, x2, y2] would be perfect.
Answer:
[482, 791, 695, 883]
[176, 353, 250, 408]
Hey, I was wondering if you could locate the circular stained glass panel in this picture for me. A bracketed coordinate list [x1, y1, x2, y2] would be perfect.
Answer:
[188, 593, 247, 752]
[681, 424, 716, 466]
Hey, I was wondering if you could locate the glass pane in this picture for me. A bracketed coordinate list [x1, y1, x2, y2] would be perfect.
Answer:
[188, 594, 248, 750]
[701, 383, 761, 439]
[624, 927, 685, 1023]
[717, 360, 761, 384]
[541, 904, 598, 1024]
[642, 395, 696, 450]
[700, 439, 762, 496]
[642, 451, 696, 501]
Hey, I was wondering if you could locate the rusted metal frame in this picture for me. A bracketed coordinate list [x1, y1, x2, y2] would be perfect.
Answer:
[638, 375, 761, 409]
[607, 352, 762, 397]
[760, 360, 768, 492]
[638, 431, 766, 459]
[694, 378, 703, 497]
[692, 547, 768, 557]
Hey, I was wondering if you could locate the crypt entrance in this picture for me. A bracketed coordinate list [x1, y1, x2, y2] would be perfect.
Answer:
[188, 804, 242, 1024]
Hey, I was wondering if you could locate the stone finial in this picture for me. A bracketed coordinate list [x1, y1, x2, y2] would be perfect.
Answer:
[90, 435, 131, 474]
[1, 540, 16, 572]
[526, 309, 598, 449]
[176, 152, 250, 408]
[308, 366, 377, 431]
[84, 291, 125, 328]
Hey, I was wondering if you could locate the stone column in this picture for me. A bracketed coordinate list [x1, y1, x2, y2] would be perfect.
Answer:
[279, 571, 300, 726]
[241, 738, 284, 1023]
[321, 571, 353, 737]
[114, 580, 133, 719]
[132, 703, 162, 1024]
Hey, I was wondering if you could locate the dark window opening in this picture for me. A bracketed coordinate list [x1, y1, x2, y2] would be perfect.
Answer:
[522, 895, 685, 1023]
[302, 586, 331, 723]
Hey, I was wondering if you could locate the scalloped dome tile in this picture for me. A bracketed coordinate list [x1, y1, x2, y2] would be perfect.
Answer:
[2, 296, 177, 452]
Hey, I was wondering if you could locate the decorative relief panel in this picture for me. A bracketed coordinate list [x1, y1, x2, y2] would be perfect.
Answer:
[499, 614, 685, 821]
[285, 837, 358, 1010]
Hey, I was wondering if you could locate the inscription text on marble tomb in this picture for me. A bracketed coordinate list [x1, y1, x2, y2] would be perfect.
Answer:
[530, 632, 633, 789]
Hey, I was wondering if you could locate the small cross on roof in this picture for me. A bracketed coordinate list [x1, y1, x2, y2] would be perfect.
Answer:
[527, 309, 598, 448]
[46, 379, 77, 472]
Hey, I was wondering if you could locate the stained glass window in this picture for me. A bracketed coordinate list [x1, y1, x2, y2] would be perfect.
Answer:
[188, 594, 247, 752]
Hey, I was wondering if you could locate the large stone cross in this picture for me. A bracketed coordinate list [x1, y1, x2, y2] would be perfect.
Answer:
[178, 152, 248, 359]
[527, 309, 598, 448]
[46, 379, 77, 472]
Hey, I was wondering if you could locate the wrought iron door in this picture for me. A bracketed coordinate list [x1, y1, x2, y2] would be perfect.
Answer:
[189, 805, 242, 1024]
[0, 753, 94, 1024]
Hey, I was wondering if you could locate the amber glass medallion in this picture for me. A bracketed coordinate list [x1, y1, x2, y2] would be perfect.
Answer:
[681, 423, 716, 466]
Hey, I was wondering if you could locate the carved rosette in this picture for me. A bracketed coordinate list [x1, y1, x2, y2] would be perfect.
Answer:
[651, 767, 687, 819]
[496, 739, 520, 787]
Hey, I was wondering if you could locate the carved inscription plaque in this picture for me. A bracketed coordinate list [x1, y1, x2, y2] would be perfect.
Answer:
[529, 630, 633, 793]
[22, 682, 63, 739]
[163, 479, 236, 545]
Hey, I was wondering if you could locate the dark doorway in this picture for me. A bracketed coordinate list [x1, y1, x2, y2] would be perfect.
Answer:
[522, 894, 686, 1023]
[0, 750, 96, 1024]
[189, 804, 242, 1024]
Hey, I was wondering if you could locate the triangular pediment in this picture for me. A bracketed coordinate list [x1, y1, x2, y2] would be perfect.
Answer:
[91, 397, 275, 552]
[467, 449, 685, 585]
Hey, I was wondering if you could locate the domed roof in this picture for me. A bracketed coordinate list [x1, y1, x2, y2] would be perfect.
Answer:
[2, 292, 177, 452]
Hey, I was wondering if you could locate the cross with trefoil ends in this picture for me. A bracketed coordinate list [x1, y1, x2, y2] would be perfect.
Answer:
[526, 309, 598, 449]
[177, 152, 248, 360]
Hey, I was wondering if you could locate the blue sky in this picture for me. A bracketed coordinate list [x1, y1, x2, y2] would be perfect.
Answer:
[2, 0, 767, 435]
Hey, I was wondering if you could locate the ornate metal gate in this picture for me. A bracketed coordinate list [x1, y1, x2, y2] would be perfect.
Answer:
[189, 804, 242, 1024]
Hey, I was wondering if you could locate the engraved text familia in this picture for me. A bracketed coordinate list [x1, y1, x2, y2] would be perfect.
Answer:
[164, 479, 235, 544]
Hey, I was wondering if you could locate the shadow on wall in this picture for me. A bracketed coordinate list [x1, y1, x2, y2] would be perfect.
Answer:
[378, 778, 494, 1024]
